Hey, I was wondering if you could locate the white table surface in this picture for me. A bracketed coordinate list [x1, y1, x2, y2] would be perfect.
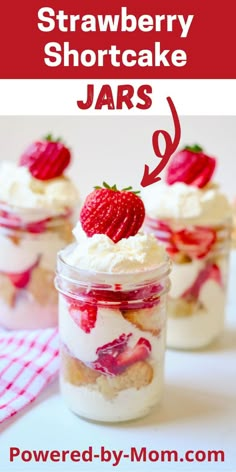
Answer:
[0, 252, 236, 472]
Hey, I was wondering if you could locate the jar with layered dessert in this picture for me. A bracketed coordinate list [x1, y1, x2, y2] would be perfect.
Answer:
[145, 214, 232, 349]
[55, 184, 171, 422]
[0, 203, 76, 329]
[56, 236, 171, 422]
[0, 136, 79, 329]
[143, 145, 232, 350]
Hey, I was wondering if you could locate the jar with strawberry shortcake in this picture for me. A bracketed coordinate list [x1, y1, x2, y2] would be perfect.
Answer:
[0, 135, 79, 329]
[55, 184, 171, 422]
[143, 145, 232, 350]
[232, 198, 236, 248]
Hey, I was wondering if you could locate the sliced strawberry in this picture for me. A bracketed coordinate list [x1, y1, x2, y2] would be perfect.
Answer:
[90, 333, 132, 375]
[116, 337, 151, 369]
[19, 134, 71, 180]
[69, 301, 97, 333]
[92, 282, 161, 301]
[166, 145, 216, 188]
[0, 206, 52, 233]
[182, 263, 222, 300]
[172, 226, 216, 259]
[165, 246, 179, 257]
[145, 217, 173, 234]
[8, 272, 31, 289]
[0, 209, 22, 229]
[84, 283, 162, 310]
[209, 264, 222, 285]
[80, 183, 145, 243]
[145, 217, 173, 244]
[191, 157, 216, 188]
[25, 218, 50, 233]
[146, 217, 217, 260]
[6, 257, 41, 288]
[89, 335, 151, 376]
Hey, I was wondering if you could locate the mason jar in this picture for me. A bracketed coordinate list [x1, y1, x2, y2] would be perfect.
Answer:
[0, 202, 75, 330]
[55, 246, 171, 423]
[145, 215, 232, 349]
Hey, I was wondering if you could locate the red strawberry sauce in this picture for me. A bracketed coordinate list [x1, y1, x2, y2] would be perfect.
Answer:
[64, 281, 163, 315]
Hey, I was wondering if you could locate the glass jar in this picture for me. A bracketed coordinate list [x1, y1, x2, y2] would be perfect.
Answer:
[145, 216, 232, 349]
[232, 200, 236, 248]
[55, 246, 171, 423]
[0, 202, 75, 330]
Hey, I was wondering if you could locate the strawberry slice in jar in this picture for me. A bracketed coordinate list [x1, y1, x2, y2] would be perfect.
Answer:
[172, 226, 216, 259]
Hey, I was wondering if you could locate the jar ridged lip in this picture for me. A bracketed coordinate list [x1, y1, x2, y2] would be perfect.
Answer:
[144, 215, 233, 255]
[145, 214, 233, 228]
[0, 200, 72, 215]
[0, 201, 75, 230]
[55, 242, 172, 290]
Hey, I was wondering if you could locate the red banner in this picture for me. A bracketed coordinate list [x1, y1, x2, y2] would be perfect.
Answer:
[0, 0, 235, 79]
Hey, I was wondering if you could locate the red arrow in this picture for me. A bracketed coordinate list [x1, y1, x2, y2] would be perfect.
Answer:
[140, 97, 181, 187]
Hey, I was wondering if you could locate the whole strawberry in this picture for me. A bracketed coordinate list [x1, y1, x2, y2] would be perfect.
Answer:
[166, 144, 216, 188]
[19, 134, 71, 180]
[80, 183, 145, 243]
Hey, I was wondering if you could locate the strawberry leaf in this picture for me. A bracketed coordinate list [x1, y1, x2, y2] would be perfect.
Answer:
[93, 183, 141, 195]
[43, 134, 62, 143]
[184, 144, 203, 153]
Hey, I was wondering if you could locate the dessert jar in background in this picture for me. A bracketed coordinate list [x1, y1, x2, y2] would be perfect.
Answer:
[145, 214, 232, 350]
[143, 145, 232, 350]
[0, 136, 79, 330]
[55, 184, 171, 422]
[231, 198, 236, 249]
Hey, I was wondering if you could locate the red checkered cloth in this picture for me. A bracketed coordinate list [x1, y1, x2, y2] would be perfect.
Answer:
[0, 328, 59, 423]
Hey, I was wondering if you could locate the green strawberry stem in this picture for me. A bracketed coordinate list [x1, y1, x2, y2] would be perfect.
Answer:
[94, 182, 140, 195]
[44, 133, 62, 142]
[184, 144, 203, 153]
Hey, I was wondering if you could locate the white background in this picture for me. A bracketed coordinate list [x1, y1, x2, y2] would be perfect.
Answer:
[0, 115, 235, 202]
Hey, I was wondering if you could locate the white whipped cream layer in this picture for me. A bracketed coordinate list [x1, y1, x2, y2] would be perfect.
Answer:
[0, 297, 57, 330]
[142, 182, 231, 224]
[60, 301, 162, 363]
[169, 259, 204, 299]
[61, 375, 163, 422]
[0, 161, 79, 220]
[0, 230, 68, 273]
[167, 278, 226, 349]
[60, 301, 166, 421]
[63, 224, 166, 273]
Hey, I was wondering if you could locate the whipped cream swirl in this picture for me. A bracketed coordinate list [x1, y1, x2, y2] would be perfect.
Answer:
[63, 223, 167, 273]
[142, 182, 232, 224]
[0, 161, 79, 220]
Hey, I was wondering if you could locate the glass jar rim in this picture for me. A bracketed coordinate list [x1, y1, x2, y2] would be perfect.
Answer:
[0, 201, 74, 230]
[0, 200, 74, 215]
[56, 243, 171, 289]
[145, 214, 233, 228]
